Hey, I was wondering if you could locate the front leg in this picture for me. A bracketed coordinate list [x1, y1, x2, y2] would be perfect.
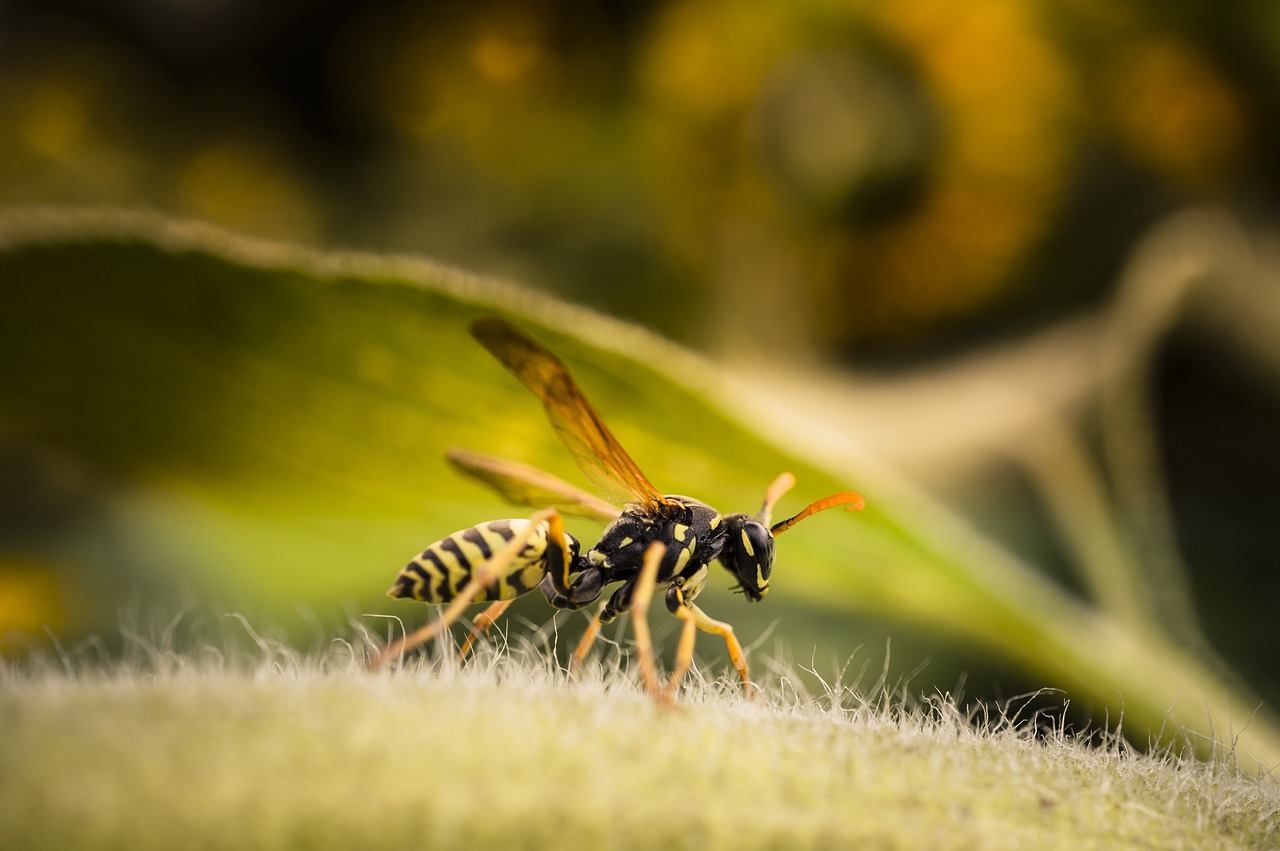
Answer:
[663, 583, 753, 700]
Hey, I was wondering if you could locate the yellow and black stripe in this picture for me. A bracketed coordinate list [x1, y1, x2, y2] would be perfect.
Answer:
[387, 519, 551, 603]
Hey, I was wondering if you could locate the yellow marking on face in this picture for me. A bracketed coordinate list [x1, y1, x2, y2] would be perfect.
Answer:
[756, 566, 769, 589]
[740, 529, 755, 557]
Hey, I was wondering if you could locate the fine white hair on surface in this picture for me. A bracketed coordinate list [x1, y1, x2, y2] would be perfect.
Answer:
[3, 612, 1276, 851]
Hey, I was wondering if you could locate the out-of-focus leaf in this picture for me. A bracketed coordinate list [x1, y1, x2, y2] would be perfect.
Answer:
[1, 207, 1276, 770]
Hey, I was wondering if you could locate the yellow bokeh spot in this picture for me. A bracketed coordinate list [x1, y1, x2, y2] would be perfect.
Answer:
[471, 15, 545, 84]
[639, 0, 1080, 344]
[642, 0, 788, 118]
[0, 559, 63, 646]
[22, 82, 88, 161]
[847, 0, 1078, 340]
[1107, 39, 1246, 190]
[176, 142, 319, 239]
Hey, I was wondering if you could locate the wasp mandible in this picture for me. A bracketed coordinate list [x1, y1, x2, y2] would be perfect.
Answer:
[369, 318, 864, 701]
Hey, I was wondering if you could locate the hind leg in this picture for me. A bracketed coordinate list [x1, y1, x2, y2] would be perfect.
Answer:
[370, 508, 562, 669]
[456, 599, 516, 660]
[569, 608, 605, 676]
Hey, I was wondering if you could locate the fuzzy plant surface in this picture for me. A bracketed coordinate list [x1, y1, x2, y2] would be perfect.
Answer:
[2, 632, 1277, 851]
[2, 206, 1279, 776]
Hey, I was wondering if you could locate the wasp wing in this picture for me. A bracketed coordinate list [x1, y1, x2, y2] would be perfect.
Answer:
[446, 447, 622, 523]
[470, 317, 673, 513]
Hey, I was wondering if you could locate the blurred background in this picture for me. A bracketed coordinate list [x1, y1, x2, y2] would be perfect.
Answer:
[5, 0, 1277, 349]
[2, 0, 1278, 719]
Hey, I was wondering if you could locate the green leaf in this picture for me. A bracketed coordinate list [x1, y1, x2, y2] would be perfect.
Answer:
[1, 207, 1277, 770]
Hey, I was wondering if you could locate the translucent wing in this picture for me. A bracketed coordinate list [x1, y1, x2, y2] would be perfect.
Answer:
[446, 447, 622, 523]
[470, 317, 674, 513]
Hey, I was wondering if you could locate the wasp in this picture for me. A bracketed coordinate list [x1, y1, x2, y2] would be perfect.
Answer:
[369, 318, 864, 701]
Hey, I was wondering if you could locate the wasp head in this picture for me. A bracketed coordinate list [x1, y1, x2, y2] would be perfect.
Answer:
[719, 477, 866, 603]
[721, 514, 775, 601]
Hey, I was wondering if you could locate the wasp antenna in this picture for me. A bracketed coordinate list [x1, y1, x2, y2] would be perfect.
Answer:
[770, 491, 865, 536]
[757, 472, 796, 525]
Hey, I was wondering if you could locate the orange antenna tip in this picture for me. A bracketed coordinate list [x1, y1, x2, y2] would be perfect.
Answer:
[770, 491, 865, 536]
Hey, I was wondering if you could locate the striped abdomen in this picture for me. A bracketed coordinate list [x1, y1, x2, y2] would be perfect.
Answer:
[387, 519, 555, 604]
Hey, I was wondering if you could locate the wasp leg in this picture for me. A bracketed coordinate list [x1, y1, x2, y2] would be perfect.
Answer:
[627, 542, 666, 700]
[369, 508, 558, 670]
[540, 510, 574, 598]
[664, 602, 753, 701]
[456, 599, 516, 660]
[569, 608, 604, 678]
[665, 604, 698, 699]
[566, 551, 649, 682]
[457, 508, 579, 660]
[404, 509, 580, 665]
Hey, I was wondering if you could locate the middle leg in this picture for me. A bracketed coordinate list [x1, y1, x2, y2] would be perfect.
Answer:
[663, 602, 753, 700]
